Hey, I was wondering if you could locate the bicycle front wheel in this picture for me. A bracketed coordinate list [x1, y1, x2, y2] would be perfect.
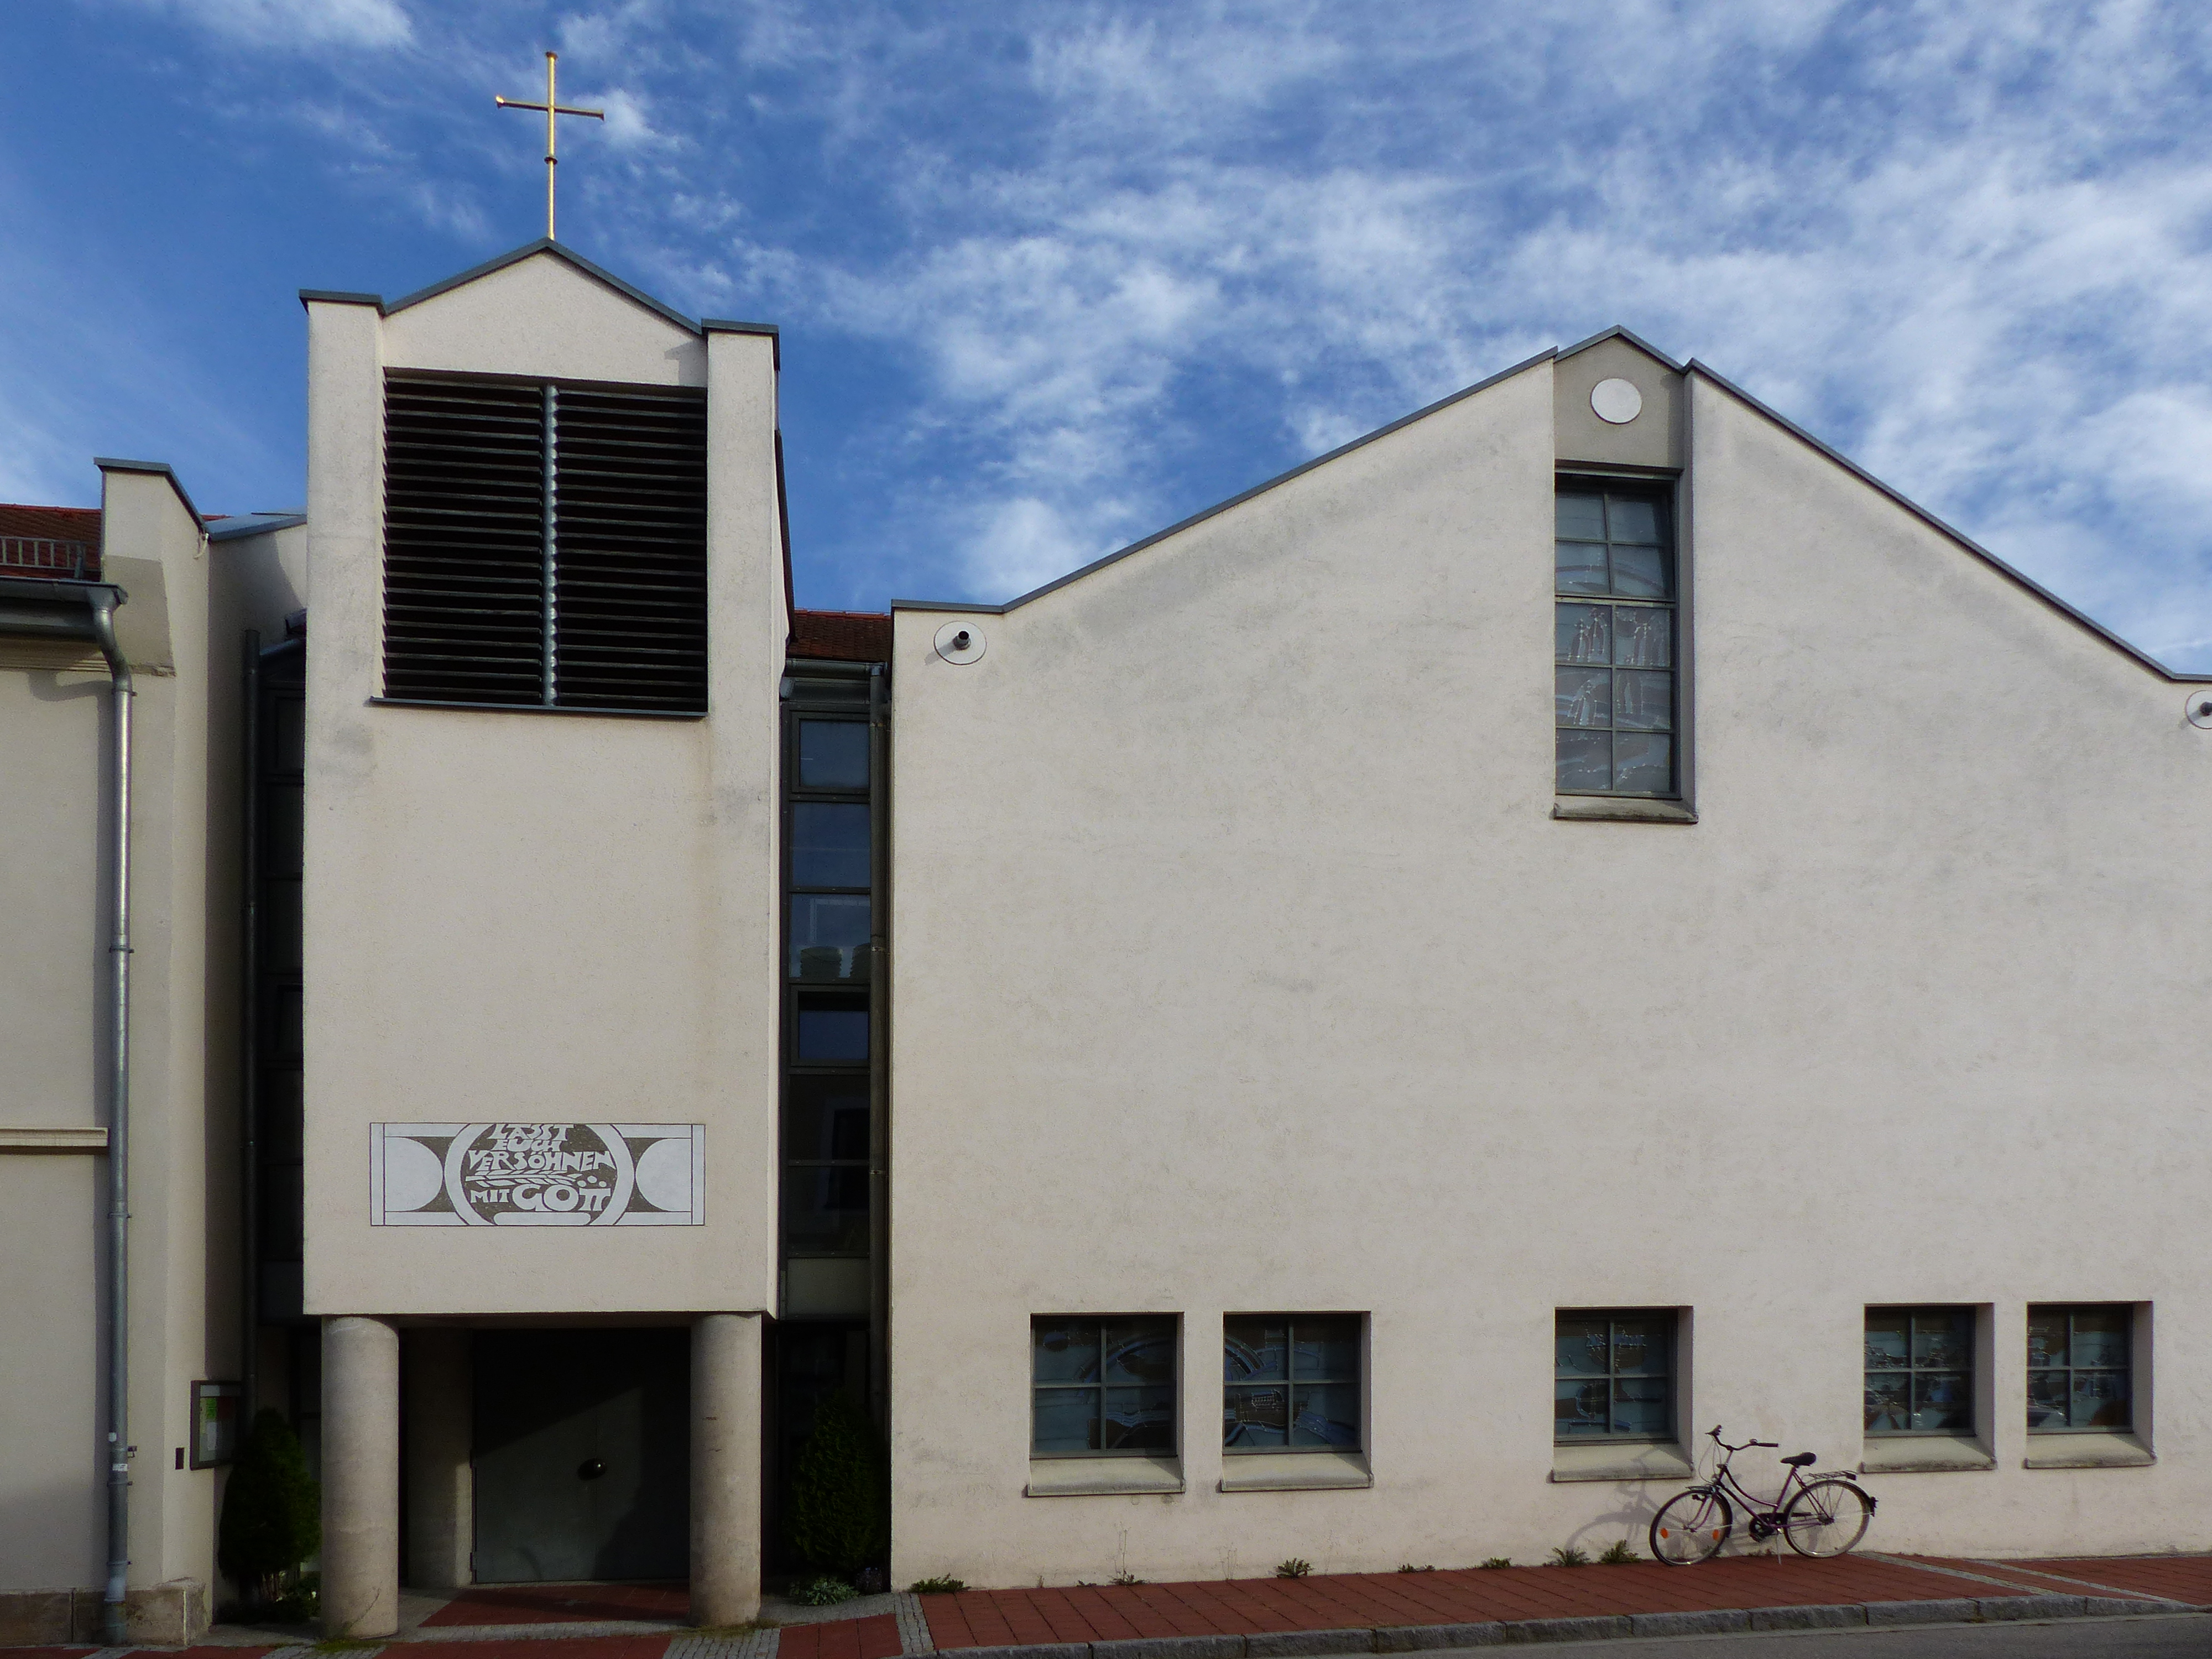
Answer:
[1650, 1488, 1733, 1565]
[1782, 1480, 1873, 1558]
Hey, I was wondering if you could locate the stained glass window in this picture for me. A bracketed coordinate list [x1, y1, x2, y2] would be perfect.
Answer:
[1032, 1317, 1178, 1456]
[2027, 1305, 2133, 1433]
[1223, 1316, 1361, 1452]
[1556, 484, 1677, 797]
[1865, 1307, 1974, 1436]
[1556, 1310, 1674, 1441]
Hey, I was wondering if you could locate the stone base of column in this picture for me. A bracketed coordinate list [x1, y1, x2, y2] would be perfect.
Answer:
[322, 1315, 400, 1637]
[690, 1312, 764, 1626]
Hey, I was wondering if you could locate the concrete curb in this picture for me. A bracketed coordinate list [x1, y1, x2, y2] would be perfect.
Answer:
[930, 1594, 2197, 1656]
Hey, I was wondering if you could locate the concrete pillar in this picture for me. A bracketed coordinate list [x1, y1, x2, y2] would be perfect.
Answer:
[404, 1327, 473, 1590]
[690, 1312, 764, 1626]
[321, 1316, 400, 1637]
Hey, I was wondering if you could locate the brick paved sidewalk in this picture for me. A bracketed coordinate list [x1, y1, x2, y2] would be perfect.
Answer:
[9, 1553, 2206, 1658]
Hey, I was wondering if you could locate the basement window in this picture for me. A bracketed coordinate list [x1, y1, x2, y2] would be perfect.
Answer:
[380, 372, 708, 714]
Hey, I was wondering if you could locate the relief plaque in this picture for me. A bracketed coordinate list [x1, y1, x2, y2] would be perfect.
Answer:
[369, 1121, 703, 1226]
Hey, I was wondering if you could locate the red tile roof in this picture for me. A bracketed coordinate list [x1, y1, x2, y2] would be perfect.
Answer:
[0, 504, 101, 579]
[790, 608, 890, 662]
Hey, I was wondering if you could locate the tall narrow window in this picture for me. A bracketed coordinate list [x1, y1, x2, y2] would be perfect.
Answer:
[1865, 1307, 1974, 1436]
[382, 373, 708, 713]
[2027, 1305, 2132, 1433]
[781, 677, 875, 1272]
[1555, 483, 1676, 797]
[1556, 1310, 1674, 1441]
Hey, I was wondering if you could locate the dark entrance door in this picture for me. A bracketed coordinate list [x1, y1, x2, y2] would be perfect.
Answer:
[471, 1328, 690, 1583]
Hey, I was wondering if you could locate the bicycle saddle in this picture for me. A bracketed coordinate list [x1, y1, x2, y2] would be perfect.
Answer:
[1781, 1452, 1817, 1467]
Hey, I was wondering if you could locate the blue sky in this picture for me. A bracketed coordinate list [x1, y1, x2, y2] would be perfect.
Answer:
[4, 2, 2211, 662]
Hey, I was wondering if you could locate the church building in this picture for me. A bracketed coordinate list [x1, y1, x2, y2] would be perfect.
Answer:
[2, 234, 2209, 1643]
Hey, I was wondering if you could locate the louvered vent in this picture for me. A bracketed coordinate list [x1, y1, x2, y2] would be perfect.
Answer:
[552, 388, 709, 712]
[380, 372, 709, 714]
[383, 378, 547, 705]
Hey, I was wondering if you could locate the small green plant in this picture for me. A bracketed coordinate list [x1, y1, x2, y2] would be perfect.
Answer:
[791, 1575, 857, 1606]
[1598, 1540, 1640, 1565]
[219, 1410, 322, 1615]
[909, 1575, 968, 1595]
[1548, 1545, 1590, 1568]
[785, 1390, 889, 1578]
[1479, 1558, 1513, 1570]
[1275, 1558, 1312, 1579]
[1396, 1563, 1434, 1573]
[1110, 1573, 1146, 1586]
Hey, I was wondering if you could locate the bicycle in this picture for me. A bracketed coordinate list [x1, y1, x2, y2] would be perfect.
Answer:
[1648, 1425, 1876, 1565]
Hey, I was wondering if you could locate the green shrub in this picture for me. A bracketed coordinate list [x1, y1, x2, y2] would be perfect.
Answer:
[791, 1575, 857, 1606]
[909, 1575, 967, 1595]
[1274, 1558, 1312, 1579]
[1598, 1540, 1639, 1565]
[1479, 1558, 1512, 1570]
[785, 1390, 888, 1577]
[1548, 1545, 1590, 1567]
[218, 1411, 321, 1610]
[1396, 1563, 1434, 1573]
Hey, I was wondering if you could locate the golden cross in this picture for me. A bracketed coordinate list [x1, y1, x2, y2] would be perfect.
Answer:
[495, 51, 604, 241]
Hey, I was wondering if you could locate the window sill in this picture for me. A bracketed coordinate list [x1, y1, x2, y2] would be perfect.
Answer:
[1553, 797, 1697, 824]
[1219, 1451, 1371, 1493]
[2023, 1434, 2154, 1470]
[1026, 1455, 1183, 1497]
[1860, 1436, 1994, 1474]
[1550, 1441, 1695, 1484]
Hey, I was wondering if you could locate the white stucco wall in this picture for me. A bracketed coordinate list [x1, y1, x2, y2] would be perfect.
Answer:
[0, 465, 278, 1601]
[300, 257, 785, 1317]
[886, 348, 2212, 1584]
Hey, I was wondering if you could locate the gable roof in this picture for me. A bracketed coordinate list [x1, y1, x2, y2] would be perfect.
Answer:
[894, 328, 2208, 685]
[301, 241, 784, 359]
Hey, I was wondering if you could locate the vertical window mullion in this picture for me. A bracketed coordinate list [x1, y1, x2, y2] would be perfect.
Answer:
[541, 383, 557, 707]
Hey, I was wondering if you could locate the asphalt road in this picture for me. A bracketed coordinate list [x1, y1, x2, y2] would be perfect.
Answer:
[1436, 1612, 2212, 1658]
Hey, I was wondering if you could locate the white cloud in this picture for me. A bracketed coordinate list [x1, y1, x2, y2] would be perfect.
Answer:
[132, 0, 412, 49]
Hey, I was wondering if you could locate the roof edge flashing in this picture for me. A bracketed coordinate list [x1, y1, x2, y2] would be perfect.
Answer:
[1558, 325, 1687, 373]
[382, 239, 703, 336]
[1686, 361, 2209, 685]
[893, 346, 1559, 616]
[299, 289, 385, 311]
[95, 457, 202, 530]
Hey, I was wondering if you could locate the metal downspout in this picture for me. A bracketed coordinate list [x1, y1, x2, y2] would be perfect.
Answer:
[88, 590, 134, 1646]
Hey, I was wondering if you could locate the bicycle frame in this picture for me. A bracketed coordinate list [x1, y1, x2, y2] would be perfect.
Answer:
[1690, 1430, 1844, 1537]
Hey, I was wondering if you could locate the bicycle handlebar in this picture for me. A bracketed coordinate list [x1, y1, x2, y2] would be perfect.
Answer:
[1707, 1425, 1779, 1452]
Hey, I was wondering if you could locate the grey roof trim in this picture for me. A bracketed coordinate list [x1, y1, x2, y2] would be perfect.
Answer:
[334, 240, 706, 335]
[0, 574, 124, 606]
[96, 456, 202, 529]
[702, 318, 781, 372]
[206, 513, 307, 543]
[1689, 361, 2212, 684]
[892, 347, 1560, 615]
[1557, 325, 1688, 373]
[298, 289, 383, 309]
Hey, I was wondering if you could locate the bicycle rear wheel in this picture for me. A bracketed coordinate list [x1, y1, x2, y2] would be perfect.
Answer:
[1781, 1480, 1873, 1558]
[1650, 1488, 1733, 1564]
